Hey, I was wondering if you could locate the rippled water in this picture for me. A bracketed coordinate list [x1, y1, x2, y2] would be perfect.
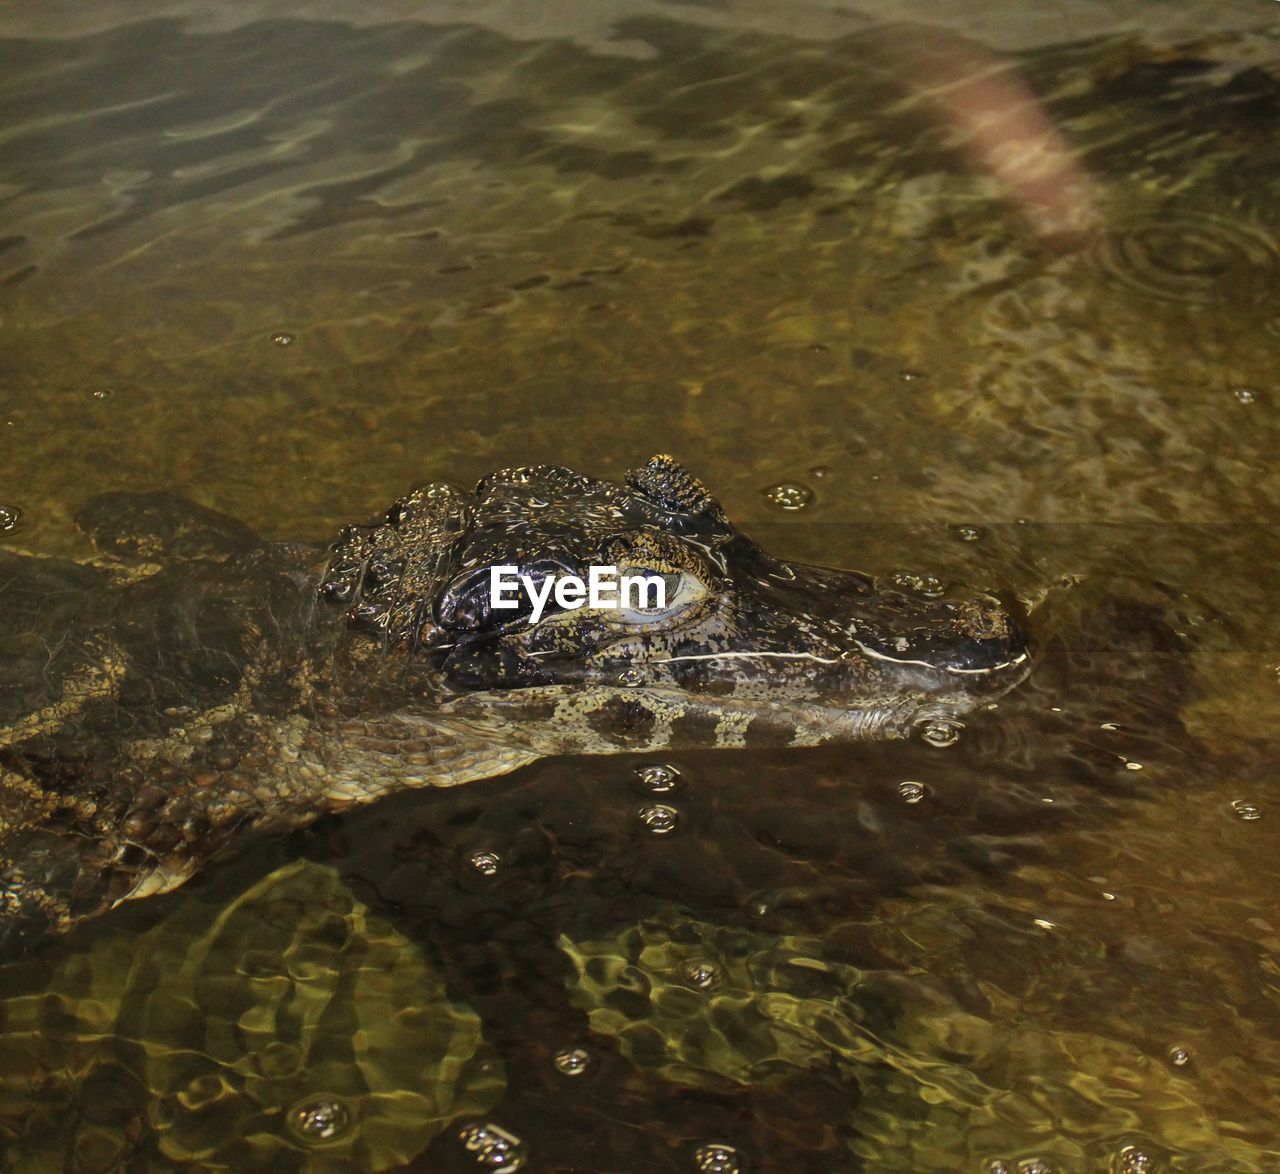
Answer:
[2, 2, 1279, 1170]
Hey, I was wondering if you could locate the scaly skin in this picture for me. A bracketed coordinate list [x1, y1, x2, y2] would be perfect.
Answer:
[0, 456, 1028, 960]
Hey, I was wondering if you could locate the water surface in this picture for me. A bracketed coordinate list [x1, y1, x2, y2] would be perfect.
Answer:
[1, 2, 1278, 1170]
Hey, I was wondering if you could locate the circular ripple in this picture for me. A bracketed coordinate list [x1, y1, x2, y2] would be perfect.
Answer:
[1090, 213, 1279, 304]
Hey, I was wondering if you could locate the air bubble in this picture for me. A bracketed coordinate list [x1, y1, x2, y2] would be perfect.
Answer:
[762, 482, 814, 511]
[91, 388, 113, 400]
[635, 762, 683, 793]
[459, 1122, 526, 1171]
[1100, 721, 1122, 731]
[469, 851, 501, 877]
[955, 525, 982, 542]
[1116, 1145, 1157, 1173]
[1233, 387, 1258, 404]
[898, 780, 927, 804]
[1167, 1045, 1193, 1068]
[638, 803, 680, 834]
[681, 958, 722, 991]
[747, 892, 775, 918]
[271, 332, 296, 347]
[1231, 799, 1262, 821]
[286, 1095, 352, 1143]
[916, 718, 962, 748]
[1017, 1161, 1054, 1174]
[0, 505, 21, 532]
[1124, 761, 1144, 772]
[617, 667, 643, 687]
[808, 465, 831, 479]
[553, 1046, 591, 1076]
[899, 369, 928, 382]
[694, 1143, 742, 1174]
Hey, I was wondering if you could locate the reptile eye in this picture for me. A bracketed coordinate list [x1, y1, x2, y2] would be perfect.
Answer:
[615, 569, 706, 625]
[437, 570, 488, 629]
[440, 591, 490, 631]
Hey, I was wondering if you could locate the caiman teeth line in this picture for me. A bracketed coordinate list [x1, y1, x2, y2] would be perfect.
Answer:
[849, 640, 1029, 674]
[660, 650, 843, 665]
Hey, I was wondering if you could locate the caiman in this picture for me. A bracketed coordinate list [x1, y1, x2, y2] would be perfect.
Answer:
[0, 455, 1029, 960]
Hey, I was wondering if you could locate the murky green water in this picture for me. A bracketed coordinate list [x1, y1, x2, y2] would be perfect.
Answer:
[2, 2, 1279, 1170]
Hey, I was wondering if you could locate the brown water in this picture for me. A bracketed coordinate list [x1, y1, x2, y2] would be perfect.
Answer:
[1, 3, 1279, 1170]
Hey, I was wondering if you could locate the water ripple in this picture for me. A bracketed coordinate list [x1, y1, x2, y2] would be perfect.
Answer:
[1090, 212, 1279, 304]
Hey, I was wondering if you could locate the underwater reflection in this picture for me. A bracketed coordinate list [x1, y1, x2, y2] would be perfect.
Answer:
[873, 26, 1101, 245]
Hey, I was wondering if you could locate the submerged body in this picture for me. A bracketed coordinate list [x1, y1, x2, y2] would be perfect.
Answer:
[0, 456, 1028, 959]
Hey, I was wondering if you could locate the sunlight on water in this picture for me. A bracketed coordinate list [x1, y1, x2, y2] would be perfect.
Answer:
[1, 1, 1279, 1169]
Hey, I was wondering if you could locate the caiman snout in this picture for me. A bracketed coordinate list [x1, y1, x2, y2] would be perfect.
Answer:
[845, 588, 1029, 678]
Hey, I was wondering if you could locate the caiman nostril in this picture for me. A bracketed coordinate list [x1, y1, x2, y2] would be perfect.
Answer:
[950, 596, 1015, 643]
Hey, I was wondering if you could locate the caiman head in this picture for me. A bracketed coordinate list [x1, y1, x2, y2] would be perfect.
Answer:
[319, 455, 1029, 760]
